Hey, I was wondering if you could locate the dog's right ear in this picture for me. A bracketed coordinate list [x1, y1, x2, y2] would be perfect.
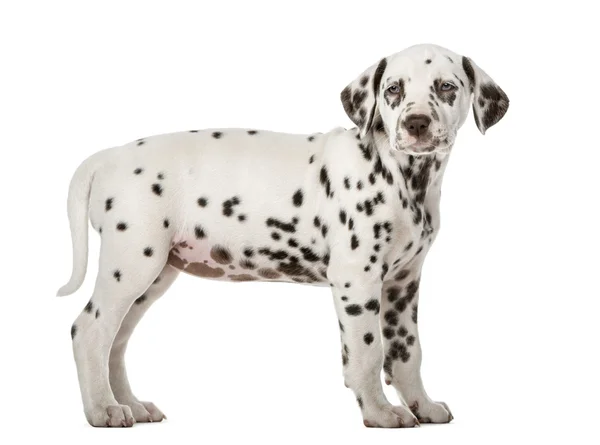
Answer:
[340, 58, 387, 138]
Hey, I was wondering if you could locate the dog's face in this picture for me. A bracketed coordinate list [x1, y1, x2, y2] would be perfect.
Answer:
[341, 44, 509, 155]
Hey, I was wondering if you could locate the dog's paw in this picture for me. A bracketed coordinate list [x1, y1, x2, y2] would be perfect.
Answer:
[363, 404, 420, 428]
[409, 400, 453, 424]
[86, 404, 136, 427]
[139, 401, 167, 422]
[122, 400, 166, 423]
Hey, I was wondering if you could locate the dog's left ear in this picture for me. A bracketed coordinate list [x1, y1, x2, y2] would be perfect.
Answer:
[340, 58, 387, 138]
[462, 56, 509, 135]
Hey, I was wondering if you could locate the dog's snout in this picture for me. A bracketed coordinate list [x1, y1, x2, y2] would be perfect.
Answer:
[403, 114, 431, 138]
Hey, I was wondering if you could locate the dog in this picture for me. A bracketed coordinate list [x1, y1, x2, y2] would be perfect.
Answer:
[58, 43, 508, 428]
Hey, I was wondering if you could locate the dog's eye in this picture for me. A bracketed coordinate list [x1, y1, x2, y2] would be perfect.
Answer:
[387, 84, 401, 94]
[440, 82, 456, 91]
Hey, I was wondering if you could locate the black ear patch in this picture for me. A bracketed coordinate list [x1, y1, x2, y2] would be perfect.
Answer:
[340, 57, 387, 137]
[479, 83, 509, 130]
[462, 56, 475, 93]
[463, 56, 509, 134]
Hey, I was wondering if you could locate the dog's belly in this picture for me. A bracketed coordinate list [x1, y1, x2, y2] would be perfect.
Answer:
[166, 235, 330, 285]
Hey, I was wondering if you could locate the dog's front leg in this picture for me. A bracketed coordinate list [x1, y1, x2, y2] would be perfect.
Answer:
[329, 261, 419, 428]
[380, 266, 453, 424]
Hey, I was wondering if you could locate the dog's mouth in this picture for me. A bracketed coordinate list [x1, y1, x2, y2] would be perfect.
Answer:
[394, 133, 454, 155]
[394, 135, 452, 155]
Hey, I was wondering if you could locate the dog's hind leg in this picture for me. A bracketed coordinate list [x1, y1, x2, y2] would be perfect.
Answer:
[108, 264, 179, 423]
[71, 220, 173, 427]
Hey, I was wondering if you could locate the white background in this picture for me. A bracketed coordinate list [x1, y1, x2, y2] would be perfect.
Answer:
[1, 1, 598, 444]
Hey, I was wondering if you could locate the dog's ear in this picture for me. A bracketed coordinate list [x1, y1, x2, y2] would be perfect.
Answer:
[462, 56, 509, 135]
[340, 57, 387, 138]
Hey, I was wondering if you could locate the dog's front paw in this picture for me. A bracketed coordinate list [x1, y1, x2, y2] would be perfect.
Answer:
[125, 400, 166, 423]
[409, 400, 453, 424]
[363, 404, 420, 428]
[86, 404, 136, 427]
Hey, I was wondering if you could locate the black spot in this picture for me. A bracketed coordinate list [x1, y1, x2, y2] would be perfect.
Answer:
[309, 155, 315, 164]
[307, 135, 315, 142]
[395, 269, 410, 281]
[135, 294, 147, 305]
[71, 324, 77, 339]
[370, 255, 377, 264]
[384, 310, 399, 326]
[300, 246, 320, 262]
[339, 210, 347, 224]
[398, 325, 408, 337]
[163, 218, 170, 228]
[247, 130, 258, 135]
[288, 238, 299, 248]
[462, 57, 475, 92]
[351, 234, 359, 250]
[266, 217, 296, 233]
[271, 232, 281, 241]
[344, 282, 351, 288]
[194, 225, 206, 239]
[341, 296, 348, 301]
[356, 181, 363, 190]
[137, 139, 145, 146]
[425, 59, 432, 64]
[243, 248, 254, 257]
[238, 214, 246, 222]
[383, 327, 395, 339]
[364, 299, 380, 314]
[95, 309, 100, 319]
[345, 304, 363, 316]
[157, 172, 164, 180]
[292, 189, 303, 207]
[189, 130, 198, 133]
[357, 396, 364, 409]
[387, 286, 401, 302]
[134, 168, 143, 175]
[143, 247, 153, 257]
[359, 142, 375, 161]
[339, 320, 344, 332]
[406, 335, 416, 346]
[363, 333, 374, 345]
[319, 166, 333, 198]
[412, 305, 418, 323]
[212, 131, 222, 139]
[116, 222, 127, 231]
[321, 224, 328, 238]
[344, 177, 351, 189]
[84, 300, 93, 314]
[152, 183, 163, 196]
[348, 218, 354, 230]
[105, 198, 113, 211]
[197, 197, 208, 207]
[113, 270, 121, 282]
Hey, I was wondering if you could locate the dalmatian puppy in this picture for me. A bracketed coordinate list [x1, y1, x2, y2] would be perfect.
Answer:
[58, 43, 508, 428]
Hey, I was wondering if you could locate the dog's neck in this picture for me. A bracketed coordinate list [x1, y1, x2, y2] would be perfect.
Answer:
[368, 130, 450, 208]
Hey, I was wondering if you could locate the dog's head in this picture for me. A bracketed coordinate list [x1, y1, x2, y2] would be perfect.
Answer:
[341, 44, 509, 155]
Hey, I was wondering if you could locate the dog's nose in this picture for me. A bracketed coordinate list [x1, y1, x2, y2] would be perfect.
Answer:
[403, 114, 431, 138]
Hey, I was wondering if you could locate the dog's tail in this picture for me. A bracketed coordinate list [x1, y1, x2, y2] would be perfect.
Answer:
[56, 151, 104, 297]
